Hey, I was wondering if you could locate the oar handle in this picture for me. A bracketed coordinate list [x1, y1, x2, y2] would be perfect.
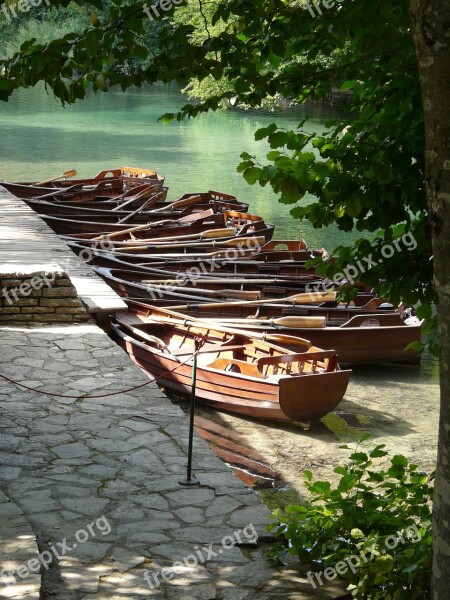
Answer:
[36, 169, 77, 186]
[169, 291, 337, 311]
[151, 195, 202, 213]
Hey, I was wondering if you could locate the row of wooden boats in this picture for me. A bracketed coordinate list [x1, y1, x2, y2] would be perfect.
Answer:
[2, 167, 422, 423]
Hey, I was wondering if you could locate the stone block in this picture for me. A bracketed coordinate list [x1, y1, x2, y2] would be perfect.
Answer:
[42, 287, 78, 298]
[40, 298, 83, 307]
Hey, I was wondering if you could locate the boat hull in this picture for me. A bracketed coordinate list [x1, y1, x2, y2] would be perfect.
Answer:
[112, 325, 350, 422]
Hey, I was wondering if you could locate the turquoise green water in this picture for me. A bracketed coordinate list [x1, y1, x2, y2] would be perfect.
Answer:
[0, 83, 356, 248]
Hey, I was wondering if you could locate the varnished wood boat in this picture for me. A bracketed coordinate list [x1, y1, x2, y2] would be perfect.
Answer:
[67, 238, 327, 265]
[0, 167, 164, 199]
[92, 266, 336, 304]
[111, 308, 351, 422]
[25, 194, 249, 218]
[81, 251, 320, 282]
[129, 300, 421, 364]
[81, 247, 328, 281]
[54, 210, 274, 241]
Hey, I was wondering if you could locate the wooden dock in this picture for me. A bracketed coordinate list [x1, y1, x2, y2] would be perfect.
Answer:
[0, 186, 127, 314]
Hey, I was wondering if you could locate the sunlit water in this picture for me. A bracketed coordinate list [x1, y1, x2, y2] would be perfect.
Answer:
[0, 83, 438, 381]
[0, 83, 353, 247]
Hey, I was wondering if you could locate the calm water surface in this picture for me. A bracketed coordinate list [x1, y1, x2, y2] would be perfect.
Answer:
[0, 83, 438, 381]
[0, 83, 353, 248]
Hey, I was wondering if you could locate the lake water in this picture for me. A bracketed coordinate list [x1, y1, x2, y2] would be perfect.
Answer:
[0, 83, 358, 248]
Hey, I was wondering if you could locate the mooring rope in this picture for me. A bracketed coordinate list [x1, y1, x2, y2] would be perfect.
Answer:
[0, 348, 200, 399]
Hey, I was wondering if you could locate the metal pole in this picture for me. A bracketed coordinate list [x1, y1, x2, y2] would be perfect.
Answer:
[179, 349, 200, 486]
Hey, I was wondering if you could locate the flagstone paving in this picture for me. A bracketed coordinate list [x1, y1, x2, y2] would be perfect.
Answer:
[0, 324, 344, 599]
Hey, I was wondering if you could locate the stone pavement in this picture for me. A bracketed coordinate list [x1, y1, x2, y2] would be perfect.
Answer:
[0, 324, 344, 600]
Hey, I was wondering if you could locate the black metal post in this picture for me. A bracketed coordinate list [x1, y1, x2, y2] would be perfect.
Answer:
[179, 350, 200, 486]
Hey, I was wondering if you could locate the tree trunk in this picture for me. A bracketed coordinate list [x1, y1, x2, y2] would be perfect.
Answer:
[410, 1, 450, 598]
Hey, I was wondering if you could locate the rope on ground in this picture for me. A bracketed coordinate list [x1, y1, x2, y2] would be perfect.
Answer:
[0, 351, 197, 399]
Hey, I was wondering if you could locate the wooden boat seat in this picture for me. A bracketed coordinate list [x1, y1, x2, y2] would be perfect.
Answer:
[170, 343, 247, 357]
[257, 351, 337, 376]
[206, 357, 264, 378]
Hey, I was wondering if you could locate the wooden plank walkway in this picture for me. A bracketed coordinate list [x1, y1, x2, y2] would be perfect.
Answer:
[0, 186, 127, 314]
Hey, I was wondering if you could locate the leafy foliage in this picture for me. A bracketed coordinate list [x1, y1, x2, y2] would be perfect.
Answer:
[269, 440, 433, 599]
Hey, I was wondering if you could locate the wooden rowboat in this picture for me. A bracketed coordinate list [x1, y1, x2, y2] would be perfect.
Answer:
[54, 210, 274, 241]
[92, 266, 335, 304]
[111, 308, 351, 422]
[131, 300, 420, 364]
[25, 195, 249, 218]
[67, 238, 326, 263]
[0, 167, 164, 199]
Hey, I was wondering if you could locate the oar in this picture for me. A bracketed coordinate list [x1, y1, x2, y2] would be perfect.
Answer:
[128, 228, 236, 245]
[115, 321, 180, 360]
[112, 186, 162, 212]
[170, 291, 337, 311]
[117, 194, 165, 225]
[142, 284, 262, 301]
[149, 195, 202, 213]
[36, 169, 77, 186]
[191, 315, 327, 328]
[110, 235, 266, 252]
[91, 208, 215, 242]
[140, 277, 276, 286]
[140, 312, 313, 350]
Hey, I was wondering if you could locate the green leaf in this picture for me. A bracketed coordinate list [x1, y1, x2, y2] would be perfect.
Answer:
[254, 123, 277, 141]
[351, 528, 365, 539]
[350, 452, 369, 463]
[160, 113, 176, 124]
[337, 473, 359, 492]
[391, 455, 409, 468]
[341, 80, 357, 91]
[303, 470, 313, 481]
[243, 167, 261, 185]
[309, 481, 331, 496]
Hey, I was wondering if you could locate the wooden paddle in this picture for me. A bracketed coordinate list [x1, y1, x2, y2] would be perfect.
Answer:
[36, 169, 77, 186]
[192, 315, 327, 328]
[110, 235, 266, 252]
[170, 291, 337, 311]
[115, 321, 180, 360]
[129, 228, 236, 245]
[140, 276, 275, 286]
[117, 194, 166, 225]
[150, 195, 203, 213]
[140, 311, 313, 350]
[142, 283, 262, 301]
[110, 184, 158, 209]
[91, 208, 215, 242]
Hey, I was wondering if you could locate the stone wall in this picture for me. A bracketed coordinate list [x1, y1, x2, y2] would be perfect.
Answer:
[0, 270, 93, 325]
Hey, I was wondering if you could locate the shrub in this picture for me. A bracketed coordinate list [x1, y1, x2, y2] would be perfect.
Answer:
[268, 438, 433, 599]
